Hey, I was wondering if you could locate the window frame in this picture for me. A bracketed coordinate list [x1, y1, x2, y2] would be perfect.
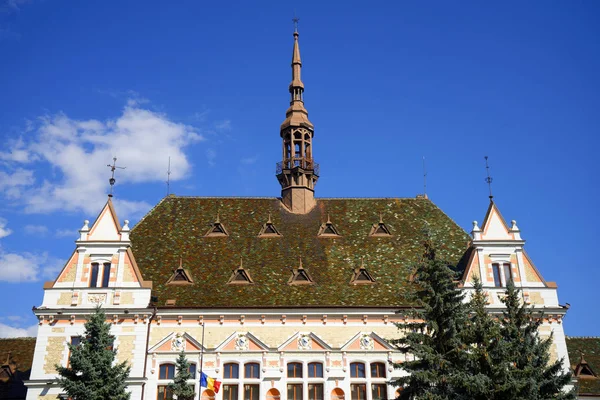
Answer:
[244, 362, 260, 379]
[159, 363, 176, 380]
[287, 362, 303, 378]
[308, 362, 323, 378]
[350, 362, 366, 378]
[370, 362, 386, 378]
[223, 362, 240, 379]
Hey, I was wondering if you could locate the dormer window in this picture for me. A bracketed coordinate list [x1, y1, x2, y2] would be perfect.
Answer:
[288, 258, 314, 285]
[350, 259, 375, 285]
[205, 213, 229, 237]
[89, 262, 111, 288]
[369, 214, 392, 237]
[318, 214, 341, 237]
[167, 258, 194, 285]
[258, 214, 282, 237]
[492, 263, 512, 287]
[228, 259, 254, 285]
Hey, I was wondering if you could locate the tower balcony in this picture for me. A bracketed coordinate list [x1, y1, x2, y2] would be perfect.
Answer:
[276, 157, 320, 176]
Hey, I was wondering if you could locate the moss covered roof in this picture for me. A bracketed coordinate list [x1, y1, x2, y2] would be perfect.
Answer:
[130, 196, 470, 308]
[566, 337, 600, 396]
[0, 337, 36, 399]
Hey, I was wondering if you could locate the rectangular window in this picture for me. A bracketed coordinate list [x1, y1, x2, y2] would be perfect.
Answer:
[67, 336, 81, 367]
[287, 384, 303, 400]
[244, 384, 259, 400]
[350, 362, 365, 378]
[101, 263, 111, 287]
[157, 385, 173, 400]
[503, 263, 513, 285]
[308, 362, 323, 378]
[371, 384, 387, 400]
[308, 383, 324, 400]
[370, 362, 386, 378]
[492, 263, 502, 287]
[350, 384, 366, 400]
[223, 385, 239, 400]
[287, 362, 302, 378]
[90, 262, 99, 287]
[224, 363, 239, 379]
[188, 363, 196, 378]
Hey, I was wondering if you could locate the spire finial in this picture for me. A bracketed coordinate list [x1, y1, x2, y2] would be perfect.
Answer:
[298, 255, 303, 269]
[484, 156, 493, 201]
[106, 157, 126, 197]
[292, 13, 299, 33]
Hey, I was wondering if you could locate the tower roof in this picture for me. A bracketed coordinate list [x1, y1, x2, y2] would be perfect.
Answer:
[281, 28, 314, 131]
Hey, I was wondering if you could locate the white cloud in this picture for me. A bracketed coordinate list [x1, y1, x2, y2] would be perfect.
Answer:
[206, 148, 217, 167]
[0, 218, 11, 238]
[0, 102, 203, 215]
[24, 224, 49, 235]
[0, 250, 64, 283]
[0, 322, 37, 338]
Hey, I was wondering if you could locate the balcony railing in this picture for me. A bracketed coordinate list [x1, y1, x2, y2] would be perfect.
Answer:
[276, 157, 320, 176]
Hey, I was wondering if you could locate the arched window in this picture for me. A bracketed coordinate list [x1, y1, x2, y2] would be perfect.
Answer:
[201, 389, 215, 400]
[370, 362, 388, 400]
[287, 362, 303, 378]
[244, 362, 260, 400]
[266, 388, 281, 400]
[308, 362, 323, 378]
[159, 363, 175, 379]
[244, 362, 260, 379]
[223, 363, 239, 379]
[350, 362, 365, 378]
[308, 362, 324, 400]
[331, 388, 345, 400]
[370, 362, 386, 378]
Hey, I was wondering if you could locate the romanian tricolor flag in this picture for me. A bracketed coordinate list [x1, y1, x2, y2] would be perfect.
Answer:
[200, 372, 221, 393]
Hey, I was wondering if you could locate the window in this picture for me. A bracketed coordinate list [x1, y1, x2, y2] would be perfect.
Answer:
[67, 336, 81, 367]
[224, 363, 239, 379]
[244, 384, 259, 400]
[188, 363, 197, 378]
[492, 263, 502, 287]
[350, 362, 365, 378]
[244, 363, 260, 379]
[370, 362, 386, 378]
[308, 383, 323, 400]
[350, 384, 366, 400]
[503, 263, 513, 284]
[308, 362, 323, 378]
[287, 384, 303, 400]
[159, 363, 175, 380]
[223, 385, 238, 400]
[371, 384, 387, 400]
[157, 385, 173, 400]
[90, 263, 99, 287]
[101, 263, 111, 287]
[287, 362, 302, 378]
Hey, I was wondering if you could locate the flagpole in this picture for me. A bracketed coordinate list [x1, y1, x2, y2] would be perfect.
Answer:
[199, 321, 205, 392]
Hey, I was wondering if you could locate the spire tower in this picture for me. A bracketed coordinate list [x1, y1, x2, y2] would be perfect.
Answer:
[276, 24, 319, 213]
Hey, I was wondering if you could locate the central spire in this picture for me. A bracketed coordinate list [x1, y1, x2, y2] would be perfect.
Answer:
[276, 23, 318, 214]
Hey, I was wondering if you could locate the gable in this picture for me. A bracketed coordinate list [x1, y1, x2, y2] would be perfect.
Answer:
[217, 332, 269, 352]
[341, 332, 394, 351]
[87, 199, 121, 241]
[522, 252, 544, 284]
[481, 202, 512, 240]
[149, 332, 204, 353]
[278, 332, 331, 352]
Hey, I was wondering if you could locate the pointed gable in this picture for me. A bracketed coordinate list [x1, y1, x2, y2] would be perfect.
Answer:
[205, 213, 229, 237]
[149, 332, 204, 353]
[318, 214, 340, 237]
[288, 258, 314, 285]
[341, 332, 394, 351]
[350, 259, 375, 285]
[258, 214, 282, 237]
[369, 213, 392, 236]
[87, 199, 122, 241]
[167, 259, 194, 285]
[228, 259, 254, 285]
[278, 332, 331, 352]
[216, 332, 270, 352]
[480, 201, 512, 240]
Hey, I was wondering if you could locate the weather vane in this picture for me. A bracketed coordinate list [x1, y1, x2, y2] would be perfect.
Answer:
[166, 156, 172, 196]
[484, 156, 493, 200]
[107, 157, 126, 197]
[292, 12, 299, 32]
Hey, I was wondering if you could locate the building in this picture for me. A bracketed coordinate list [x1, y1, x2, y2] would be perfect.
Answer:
[24, 27, 573, 400]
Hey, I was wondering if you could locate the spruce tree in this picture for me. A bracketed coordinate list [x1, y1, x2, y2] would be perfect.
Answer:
[55, 306, 131, 400]
[391, 239, 470, 400]
[497, 281, 575, 400]
[168, 351, 195, 400]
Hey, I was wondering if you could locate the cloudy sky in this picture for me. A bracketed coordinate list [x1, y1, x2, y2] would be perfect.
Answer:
[0, 0, 598, 337]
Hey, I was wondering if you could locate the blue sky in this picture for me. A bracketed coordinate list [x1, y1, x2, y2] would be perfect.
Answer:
[0, 0, 598, 337]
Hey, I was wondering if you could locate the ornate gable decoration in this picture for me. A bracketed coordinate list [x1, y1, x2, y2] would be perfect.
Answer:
[369, 213, 392, 236]
[228, 259, 254, 285]
[205, 212, 229, 237]
[288, 258, 314, 285]
[216, 332, 270, 352]
[318, 214, 340, 237]
[167, 258, 194, 285]
[148, 332, 204, 354]
[258, 214, 282, 237]
[278, 332, 332, 352]
[341, 332, 395, 352]
[350, 259, 376, 285]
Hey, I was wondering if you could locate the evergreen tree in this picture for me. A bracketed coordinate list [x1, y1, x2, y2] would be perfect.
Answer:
[168, 351, 195, 400]
[391, 239, 470, 400]
[55, 306, 131, 400]
[497, 281, 575, 400]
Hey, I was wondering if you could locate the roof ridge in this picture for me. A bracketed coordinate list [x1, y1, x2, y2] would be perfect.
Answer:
[566, 336, 600, 339]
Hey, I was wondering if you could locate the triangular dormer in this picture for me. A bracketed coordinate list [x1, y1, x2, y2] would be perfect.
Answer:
[288, 258, 314, 285]
[216, 332, 270, 352]
[258, 214, 282, 237]
[86, 198, 122, 241]
[341, 332, 395, 351]
[167, 258, 194, 285]
[575, 355, 597, 378]
[318, 214, 340, 237]
[350, 259, 375, 285]
[228, 259, 254, 285]
[369, 213, 392, 237]
[205, 213, 229, 237]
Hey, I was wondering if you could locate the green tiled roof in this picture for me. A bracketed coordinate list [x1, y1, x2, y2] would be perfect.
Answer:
[130, 196, 470, 308]
[566, 337, 600, 396]
[0, 337, 36, 399]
